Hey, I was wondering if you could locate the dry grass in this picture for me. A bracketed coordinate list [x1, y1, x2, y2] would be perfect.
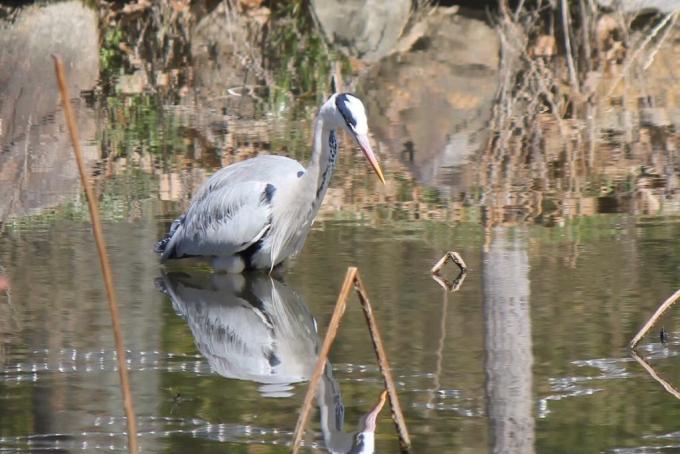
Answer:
[481, 1, 680, 227]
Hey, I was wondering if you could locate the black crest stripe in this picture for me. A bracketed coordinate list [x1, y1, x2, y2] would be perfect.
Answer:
[335, 93, 357, 129]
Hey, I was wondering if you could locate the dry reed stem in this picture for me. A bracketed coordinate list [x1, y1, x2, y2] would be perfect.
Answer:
[605, 10, 678, 98]
[561, 0, 581, 96]
[428, 248, 466, 296]
[630, 288, 680, 349]
[53, 56, 138, 454]
[631, 350, 680, 401]
[354, 272, 411, 450]
[291, 267, 412, 453]
[642, 11, 679, 71]
[431, 251, 467, 275]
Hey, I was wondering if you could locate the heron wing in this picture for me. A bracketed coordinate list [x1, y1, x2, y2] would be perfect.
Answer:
[198, 155, 304, 191]
[161, 180, 276, 260]
[159, 154, 305, 261]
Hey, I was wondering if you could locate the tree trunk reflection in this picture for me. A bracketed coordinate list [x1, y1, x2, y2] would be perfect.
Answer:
[483, 227, 534, 454]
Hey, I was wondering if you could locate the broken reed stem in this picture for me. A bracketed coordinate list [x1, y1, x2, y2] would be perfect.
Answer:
[431, 252, 468, 292]
[605, 10, 677, 98]
[354, 273, 412, 451]
[631, 350, 680, 401]
[630, 288, 680, 349]
[291, 267, 355, 453]
[431, 251, 467, 274]
[560, 0, 580, 96]
[53, 56, 138, 454]
[291, 267, 412, 453]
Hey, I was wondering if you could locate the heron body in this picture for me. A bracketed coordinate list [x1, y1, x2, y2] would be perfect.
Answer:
[155, 93, 384, 272]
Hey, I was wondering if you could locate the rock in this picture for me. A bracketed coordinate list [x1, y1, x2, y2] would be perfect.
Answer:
[358, 9, 499, 197]
[310, 0, 412, 62]
[0, 1, 99, 219]
[596, 0, 680, 13]
[189, 1, 265, 117]
[116, 70, 148, 95]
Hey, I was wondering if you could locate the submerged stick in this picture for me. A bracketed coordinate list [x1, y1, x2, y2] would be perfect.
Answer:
[630, 288, 680, 349]
[291, 267, 412, 453]
[53, 56, 138, 454]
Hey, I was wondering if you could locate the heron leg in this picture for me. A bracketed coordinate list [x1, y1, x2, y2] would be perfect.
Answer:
[212, 256, 246, 273]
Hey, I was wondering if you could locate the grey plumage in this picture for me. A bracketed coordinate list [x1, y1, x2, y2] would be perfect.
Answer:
[155, 93, 384, 272]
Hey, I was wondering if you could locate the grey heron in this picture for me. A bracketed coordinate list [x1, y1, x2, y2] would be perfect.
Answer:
[155, 93, 385, 272]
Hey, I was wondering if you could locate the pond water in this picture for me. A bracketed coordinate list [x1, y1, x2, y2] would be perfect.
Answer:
[3, 2, 680, 453]
[3, 200, 680, 453]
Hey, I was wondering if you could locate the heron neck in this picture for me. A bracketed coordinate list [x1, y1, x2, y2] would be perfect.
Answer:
[306, 115, 338, 202]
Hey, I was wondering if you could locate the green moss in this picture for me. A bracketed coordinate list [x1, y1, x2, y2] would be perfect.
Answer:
[100, 27, 125, 83]
[264, 1, 349, 113]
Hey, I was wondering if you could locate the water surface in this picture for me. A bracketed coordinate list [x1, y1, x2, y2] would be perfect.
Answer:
[3, 2, 680, 453]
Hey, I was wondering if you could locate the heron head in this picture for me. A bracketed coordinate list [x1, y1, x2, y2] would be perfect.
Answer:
[331, 93, 386, 184]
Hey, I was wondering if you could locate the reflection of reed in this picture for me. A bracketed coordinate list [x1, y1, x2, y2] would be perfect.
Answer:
[632, 350, 680, 401]
[0, 266, 11, 367]
[424, 288, 449, 414]
[482, 111, 680, 229]
[0, 265, 19, 362]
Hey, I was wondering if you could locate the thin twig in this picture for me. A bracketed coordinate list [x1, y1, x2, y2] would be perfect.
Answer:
[561, 0, 581, 96]
[53, 56, 138, 454]
[431, 251, 468, 275]
[579, 0, 592, 72]
[642, 11, 678, 71]
[605, 11, 677, 98]
[630, 288, 680, 349]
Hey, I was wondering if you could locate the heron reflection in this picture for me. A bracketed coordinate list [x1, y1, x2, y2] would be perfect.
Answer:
[156, 271, 386, 452]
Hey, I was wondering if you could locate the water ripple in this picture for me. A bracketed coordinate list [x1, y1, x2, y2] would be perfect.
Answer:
[538, 355, 636, 419]
[1, 348, 210, 382]
[0, 415, 296, 452]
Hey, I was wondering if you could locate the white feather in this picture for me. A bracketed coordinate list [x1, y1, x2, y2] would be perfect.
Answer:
[344, 95, 368, 135]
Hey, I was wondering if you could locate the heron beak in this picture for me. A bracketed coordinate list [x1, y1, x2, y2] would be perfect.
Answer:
[354, 133, 386, 184]
[363, 390, 388, 432]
